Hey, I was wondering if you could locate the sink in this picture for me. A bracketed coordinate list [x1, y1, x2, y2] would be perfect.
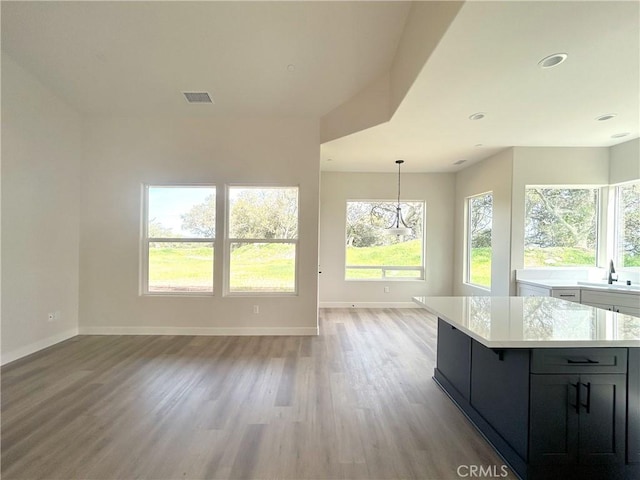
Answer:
[577, 281, 640, 292]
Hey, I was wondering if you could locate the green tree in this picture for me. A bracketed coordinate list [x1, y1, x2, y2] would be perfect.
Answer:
[469, 194, 492, 248]
[148, 218, 174, 238]
[181, 194, 215, 238]
[346, 202, 386, 247]
[346, 201, 423, 247]
[525, 188, 597, 250]
[619, 183, 640, 264]
[229, 188, 297, 239]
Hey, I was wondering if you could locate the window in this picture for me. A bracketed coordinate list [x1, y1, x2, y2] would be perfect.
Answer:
[524, 187, 599, 267]
[227, 186, 298, 293]
[345, 201, 424, 280]
[615, 181, 640, 270]
[466, 193, 493, 288]
[143, 185, 215, 294]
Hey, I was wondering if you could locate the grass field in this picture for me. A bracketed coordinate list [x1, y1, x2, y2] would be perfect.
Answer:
[148, 243, 213, 292]
[469, 247, 491, 287]
[149, 242, 640, 292]
[621, 254, 640, 268]
[470, 246, 603, 288]
[524, 247, 596, 267]
[148, 243, 295, 292]
[346, 239, 422, 279]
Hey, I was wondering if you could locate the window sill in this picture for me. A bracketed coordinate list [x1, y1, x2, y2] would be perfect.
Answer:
[463, 282, 491, 292]
[344, 278, 426, 282]
[141, 292, 215, 298]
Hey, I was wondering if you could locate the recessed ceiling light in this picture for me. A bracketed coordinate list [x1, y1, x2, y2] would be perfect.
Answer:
[326, 158, 333, 162]
[287, 64, 296, 72]
[538, 53, 568, 69]
[453, 160, 467, 165]
[469, 112, 485, 121]
[611, 132, 630, 138]
[595, 114, 617, 121]
[474, 143, 483, 147]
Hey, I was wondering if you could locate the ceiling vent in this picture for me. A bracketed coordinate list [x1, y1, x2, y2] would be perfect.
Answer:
[182, 92, 213, 104]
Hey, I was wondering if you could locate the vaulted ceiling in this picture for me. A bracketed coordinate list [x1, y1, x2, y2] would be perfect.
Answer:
[2, 1, 638, 173]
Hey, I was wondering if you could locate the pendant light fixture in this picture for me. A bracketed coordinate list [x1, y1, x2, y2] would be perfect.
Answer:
[387, 160, 412, 236]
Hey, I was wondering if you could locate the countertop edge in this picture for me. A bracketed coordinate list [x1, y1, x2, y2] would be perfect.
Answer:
[412, 296, 640, 349]
[517, 278, 640, 294]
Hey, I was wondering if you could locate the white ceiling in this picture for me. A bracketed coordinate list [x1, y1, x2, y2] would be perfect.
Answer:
[2, 1, 638, 173]
[0, 1, 410, 116]
[322, 0, 640, 172]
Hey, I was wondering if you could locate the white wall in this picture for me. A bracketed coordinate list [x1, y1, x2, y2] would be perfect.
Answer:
[79, 117, 320, 335]
[1, 55, 82, 364]
[610, 138, 640, 185]
[319, 171, 455, 306]
[510, 147, 610, 280]
[453, 144, 639, 296]
[453, 149, 514, 296]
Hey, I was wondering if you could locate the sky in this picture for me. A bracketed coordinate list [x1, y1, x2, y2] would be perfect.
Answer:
[148, 186, 214, 236]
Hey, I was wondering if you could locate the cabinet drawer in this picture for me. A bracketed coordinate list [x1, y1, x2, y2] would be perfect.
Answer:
[581, 290, 640, 310]
[531, 348, 627, 374]
[551, 289, 581, 303]
[517, 283, 550, 297]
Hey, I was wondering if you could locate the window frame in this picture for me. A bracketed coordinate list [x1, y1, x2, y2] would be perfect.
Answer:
[465, 191, 493, 290]
[613, 180, 640, 271]
[141, 183, 216, 296]
[224, 184, 300, 296]
[523, 185, 602, 268]
[344, 199, 426, 281]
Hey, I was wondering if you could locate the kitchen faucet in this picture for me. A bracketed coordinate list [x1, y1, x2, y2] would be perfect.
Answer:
[607, 260, 618, 284]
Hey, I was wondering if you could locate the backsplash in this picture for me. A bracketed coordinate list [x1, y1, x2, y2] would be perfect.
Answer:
[516, 267, 640, 286]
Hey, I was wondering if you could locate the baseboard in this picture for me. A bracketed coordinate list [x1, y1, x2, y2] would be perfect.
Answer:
[319, 302, 418, 308]
[1, 328, 79, 366]
[78, 326, 319, 336]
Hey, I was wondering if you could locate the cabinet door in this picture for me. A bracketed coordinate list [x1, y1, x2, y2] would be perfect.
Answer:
[436, 318, 471, 400]
[581, 301, 613, 311]
[627, 349, 640, 464]
[470, 341, 529, 460]
[529, 374, 580, 465]
[616, 305, 640, 317]
[578, 374, 626, 464]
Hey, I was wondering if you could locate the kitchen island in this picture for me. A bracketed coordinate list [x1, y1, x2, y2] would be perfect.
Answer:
[414, 296, 640, 480]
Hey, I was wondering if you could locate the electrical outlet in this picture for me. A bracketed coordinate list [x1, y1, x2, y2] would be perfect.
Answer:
[253, 305, 259, 314]
[384, 286, 390, 293]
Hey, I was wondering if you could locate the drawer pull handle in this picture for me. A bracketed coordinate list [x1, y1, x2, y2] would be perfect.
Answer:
[569, 382, 580, 414]
[559, 294, 575, 297]
[580, 382, 591, 414]
[567, 358, 599, 364]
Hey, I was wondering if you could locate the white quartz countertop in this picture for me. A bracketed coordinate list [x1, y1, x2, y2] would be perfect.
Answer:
[517, 278, 640, 294]
[413, 296, 640, 348]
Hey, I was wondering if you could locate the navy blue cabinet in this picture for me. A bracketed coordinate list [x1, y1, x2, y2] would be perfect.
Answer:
[436, 318, 471, 400]
[529, 373, 626, 465]
[433, 318, 638, 479]
[629, 349, 640, 464]
[470, 341, 529, 461]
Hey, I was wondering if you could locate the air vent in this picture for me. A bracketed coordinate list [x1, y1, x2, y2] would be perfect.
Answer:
[182, 92, 213, 104]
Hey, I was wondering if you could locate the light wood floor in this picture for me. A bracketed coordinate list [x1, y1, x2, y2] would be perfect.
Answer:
[1, 309, 516, 479]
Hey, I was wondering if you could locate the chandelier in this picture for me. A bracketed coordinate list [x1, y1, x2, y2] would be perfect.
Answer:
[387, 160, 412, 236]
